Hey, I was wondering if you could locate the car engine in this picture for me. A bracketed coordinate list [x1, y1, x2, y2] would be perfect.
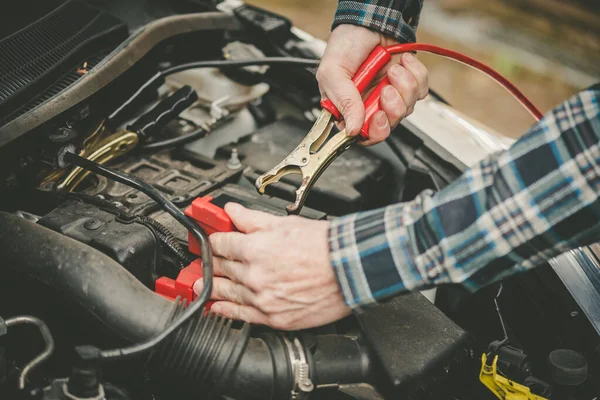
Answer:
[0, 1, 598, 399]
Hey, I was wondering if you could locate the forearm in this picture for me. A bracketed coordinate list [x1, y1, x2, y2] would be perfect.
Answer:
[329, 86, 600, 309]
[333, 0, 424, 42]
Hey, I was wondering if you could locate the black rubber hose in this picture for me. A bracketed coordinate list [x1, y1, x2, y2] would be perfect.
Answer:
[0, 213, 372, 398]
[228, 333, 373, 400]
[0, 212, 174, 342]
[310, 334, 372, 386]
[139, 107, 235, 151]
[0, 212, 248, 395]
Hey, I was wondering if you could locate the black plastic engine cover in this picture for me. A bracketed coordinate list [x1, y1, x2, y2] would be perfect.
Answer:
[219, 117, 395, 216]
[356, 292, 471, 398]
[207, 183, 326, 220]
[38, 200, 160, 287]
[83, 150, 242, 214]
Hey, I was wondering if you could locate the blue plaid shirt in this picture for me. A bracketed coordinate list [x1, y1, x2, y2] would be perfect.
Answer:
[333, 0, 424, 42]
[329, 86, 600, 309]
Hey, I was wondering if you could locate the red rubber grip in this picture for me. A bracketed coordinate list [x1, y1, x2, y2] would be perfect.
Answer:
[321, 42, 543, 140]
[321, 45, 391, 121]
[360, 77, 390, 139]
[351, 46, 392, 93]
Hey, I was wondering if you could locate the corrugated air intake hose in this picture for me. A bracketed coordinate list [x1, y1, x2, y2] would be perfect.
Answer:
[0, 212, 371, 399]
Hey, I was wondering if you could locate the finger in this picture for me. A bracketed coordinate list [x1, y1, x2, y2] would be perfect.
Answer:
[364, 110, 390, 146]
[212, 256, 247, 282]
[224, 203, 279, 234]
[380, 84, 407, 128]
[317, 67, 364, 136]
[387, 63, 418, 114]
[210, 232, 249, 261]
[211, 302, 269, 325]
[194, 277, 255, 305]
[401, 53, 429, 100]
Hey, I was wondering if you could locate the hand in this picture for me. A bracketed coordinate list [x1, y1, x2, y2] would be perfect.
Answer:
[193, 203, 351, 330]
[316, 24, 429, 146]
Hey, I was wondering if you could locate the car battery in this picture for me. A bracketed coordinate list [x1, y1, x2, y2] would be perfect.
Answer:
[155, 184, 326, 303]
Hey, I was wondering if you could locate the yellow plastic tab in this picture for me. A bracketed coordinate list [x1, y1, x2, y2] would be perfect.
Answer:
[479, 354, 548, 400]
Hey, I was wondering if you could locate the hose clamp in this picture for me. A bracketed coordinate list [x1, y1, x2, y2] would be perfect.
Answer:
[284, 336, 314, 400]
[62, 382, 105, 400]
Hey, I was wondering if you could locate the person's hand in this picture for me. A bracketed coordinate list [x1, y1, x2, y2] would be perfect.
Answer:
[316, 24, 429, 146]
[193, 203, 350, 330]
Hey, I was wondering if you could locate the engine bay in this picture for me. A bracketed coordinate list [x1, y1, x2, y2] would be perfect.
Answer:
[0, 1, 599, 399]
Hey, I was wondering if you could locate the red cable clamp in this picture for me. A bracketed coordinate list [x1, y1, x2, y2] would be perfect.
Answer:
[155, 195, 236, 305]
[155, 259, 212, 305]
[186, 195, 236, 255]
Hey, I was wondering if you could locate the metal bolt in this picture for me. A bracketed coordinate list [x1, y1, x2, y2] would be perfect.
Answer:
[49, 127, 77, 143]
[570, 311, 579, 318]
[57, 144, 75, 168]
[84, 219, 103, 230]
[227, 148, 242, 170]
[50, 128, 69, 140]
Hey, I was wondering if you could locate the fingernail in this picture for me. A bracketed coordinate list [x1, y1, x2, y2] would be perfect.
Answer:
[211, 303, 221, 313]
[376, 112, 388, 128]
[389, 64, 403, 78]
[403, 53, 415, 63]
[224, 202, 239, 215]
[193, 279, 203, 294]
[383, 86, 397, 102]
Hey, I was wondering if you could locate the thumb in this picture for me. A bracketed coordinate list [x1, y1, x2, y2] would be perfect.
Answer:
[225, 203, 279, 234]
[323, 78, 364, 137]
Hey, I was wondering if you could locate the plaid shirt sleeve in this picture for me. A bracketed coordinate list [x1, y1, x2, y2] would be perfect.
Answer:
[333, 0, 423, 43]
[329, 86, 600, 309]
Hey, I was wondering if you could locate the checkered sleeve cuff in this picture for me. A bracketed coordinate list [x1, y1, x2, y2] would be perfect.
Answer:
[333, 0, 423, 43]
[329, 86, 600, 311]
[328, 191, 437, 309]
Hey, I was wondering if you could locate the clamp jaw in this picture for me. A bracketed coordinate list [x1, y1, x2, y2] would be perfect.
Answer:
[255, 110, 355, 214]
[255, 46, 394, 214]
[39, 85, 199, 191]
